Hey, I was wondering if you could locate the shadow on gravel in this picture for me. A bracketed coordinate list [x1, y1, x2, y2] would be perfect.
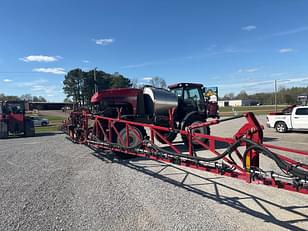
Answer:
[35, 132, 63, 137]
[90, 149, 308, 231]
[263, 137, 278, 142]
[4, 132, 62, 139]
[291, 131, 308, 134]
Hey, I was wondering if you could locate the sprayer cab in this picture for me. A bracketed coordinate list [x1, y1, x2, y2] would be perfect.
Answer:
[168, 83, 207, 121]
[0, 101, 35, 138]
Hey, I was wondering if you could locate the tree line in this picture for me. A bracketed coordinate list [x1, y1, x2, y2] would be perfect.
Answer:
[222, 87, 308, 105]
[63, 68, 168, 106]
[63, 69, 132, 106]
[0, 93, 47, 102]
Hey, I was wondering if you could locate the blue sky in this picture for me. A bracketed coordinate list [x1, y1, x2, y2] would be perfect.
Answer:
[1, 0, 308, 101]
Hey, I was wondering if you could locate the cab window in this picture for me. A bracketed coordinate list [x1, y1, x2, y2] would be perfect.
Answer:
[171, 88, 183, 97]
[295, 108, 308, 115]
[184, 88, 201, 101]
[6, 103, 24, 114]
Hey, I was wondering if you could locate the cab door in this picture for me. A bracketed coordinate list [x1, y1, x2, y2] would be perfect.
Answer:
[292, 107, 308, 129]
[183, 87, 205, 114]
[182, 88, 198, 114]
[6, 102, 25, 133]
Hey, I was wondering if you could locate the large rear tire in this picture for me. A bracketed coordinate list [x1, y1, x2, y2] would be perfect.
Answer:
[0, 122, 8, 139]
[24, 119, 35, 137]
[181, 115, 210, 147]
[156, 131, 177, 144]
[116, 126, 144, 148]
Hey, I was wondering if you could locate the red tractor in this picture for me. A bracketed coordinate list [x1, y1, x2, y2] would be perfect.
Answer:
[89, 83, 213, 145]
[0, 101, 35, 139]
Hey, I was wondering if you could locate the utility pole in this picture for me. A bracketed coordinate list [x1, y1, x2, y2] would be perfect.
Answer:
[94, 67, 98, 93]
[274, 79, 277, 112]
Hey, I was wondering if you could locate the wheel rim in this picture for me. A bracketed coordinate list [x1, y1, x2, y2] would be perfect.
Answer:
[277, 124, 284, 132]
[117, 127, 142, 147]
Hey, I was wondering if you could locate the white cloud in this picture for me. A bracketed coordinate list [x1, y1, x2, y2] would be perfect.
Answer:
[270, 26, 308, 37]
[143, 77, 153, 81]
[260, 26, 308, 40]
[20, 55, 59, 62]
[14, 79, 61, 95]
[33, 67, 66, 75]
[3, 79, 12, 82]
[30, 84, 62, 97]
[206, 44, 217, 51]
[241, 25, 256, 31]
[17, 79, 48, 87]
[238, 68, 258, 73]
[278, 48, 295, 53]
[270, 72, 288, 77]
[121, 62, 153, 69]
[2, 79, 65, 102]
[121, 46, 252, 69]
[82, 60, 90, 63]
[218, 76, 308, 94]
[93, 38, 114, 46]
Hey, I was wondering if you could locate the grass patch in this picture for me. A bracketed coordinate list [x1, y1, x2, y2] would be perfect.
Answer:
[220, 105, 287, 116]
[43, 114, 67, 121]
[35, 125, 60, 133]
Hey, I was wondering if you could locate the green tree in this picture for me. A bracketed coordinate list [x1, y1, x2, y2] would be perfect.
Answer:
[0, 93, 20, 101]
[222, 93, 235, 100]
[284, 94, 293, 105]
[20, 94, 33, 101]
[236, 90, 249, 100]
[110, 74, 131, 88]
[64, 97, 73, 103]
[63, 68, 131, 106]
[63, 69, 84, 106]
[38, 96, 47, 102]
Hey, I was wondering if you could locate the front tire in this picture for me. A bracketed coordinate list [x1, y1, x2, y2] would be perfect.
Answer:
[154, 119, 177, 144]
[181, 115, 210, 147]
[0, 122, 8, 139]
[275, 121, 287, 133]
[24, 119, 35, 137]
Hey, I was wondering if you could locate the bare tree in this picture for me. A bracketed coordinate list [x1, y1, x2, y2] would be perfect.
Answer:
[130, 78, 139, 88]
[149, 76, 167, 88]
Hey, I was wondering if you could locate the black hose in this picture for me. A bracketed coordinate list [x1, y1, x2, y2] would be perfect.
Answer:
[147, 139, 243, 162]
[218, 114, 244, 123]
[241, 138, 308, 180]
[87, 131, 308, 180]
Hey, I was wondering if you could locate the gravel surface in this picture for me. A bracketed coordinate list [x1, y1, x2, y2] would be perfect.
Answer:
[0, 115, 307, 231]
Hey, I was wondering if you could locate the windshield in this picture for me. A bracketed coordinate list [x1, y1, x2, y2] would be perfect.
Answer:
[184, 88, 201, 101]
[6, 102, 25, 114]
[170, 88, 183, 97]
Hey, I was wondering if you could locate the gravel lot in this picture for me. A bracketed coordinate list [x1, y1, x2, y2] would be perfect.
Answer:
[0, 115, 307, 231]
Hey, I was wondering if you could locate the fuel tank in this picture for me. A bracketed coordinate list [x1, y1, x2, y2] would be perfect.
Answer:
[143, 87, 178, 116]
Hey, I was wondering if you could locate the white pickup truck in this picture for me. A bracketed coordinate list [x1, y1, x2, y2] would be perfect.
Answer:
[266, 105, 308, 133]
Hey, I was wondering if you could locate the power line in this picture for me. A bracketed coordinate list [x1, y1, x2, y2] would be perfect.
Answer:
[0, 71, 42, 74]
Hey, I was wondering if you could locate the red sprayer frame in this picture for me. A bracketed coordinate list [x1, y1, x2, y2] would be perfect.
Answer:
[64, 111, 308, 194]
